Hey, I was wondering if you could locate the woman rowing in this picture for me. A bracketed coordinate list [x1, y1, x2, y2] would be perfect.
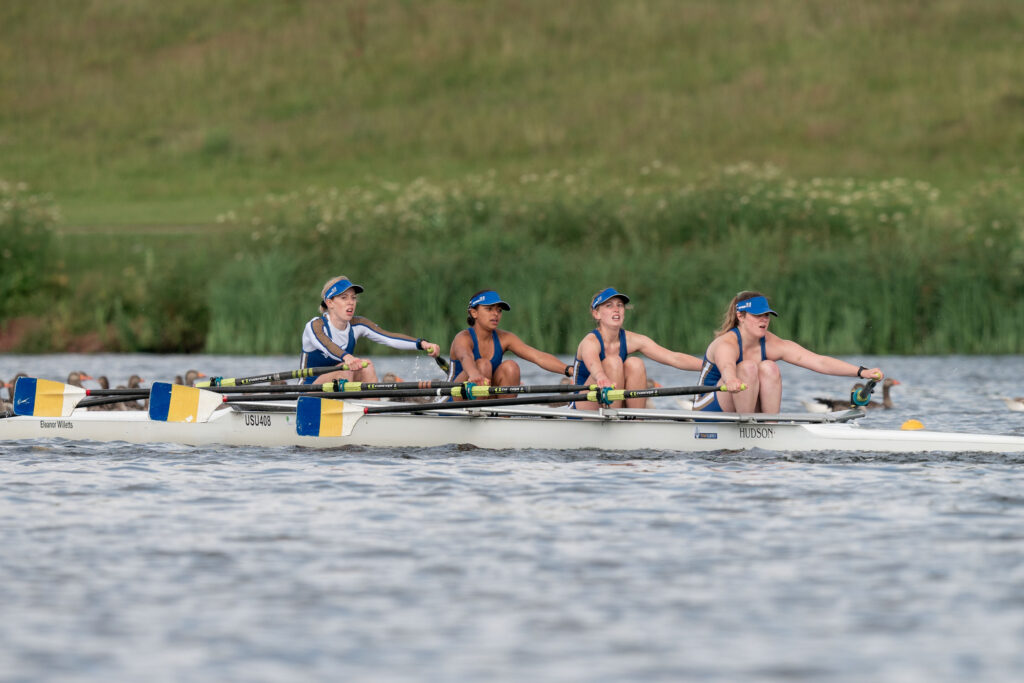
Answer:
[573, 287, 702, 410]
[447, 289, 572, 394]
[692, 291, 884, 413]
[300, 275, 441, 384]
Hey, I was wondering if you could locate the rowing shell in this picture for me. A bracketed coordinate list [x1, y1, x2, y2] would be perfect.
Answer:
[3, 402, 1024, 453]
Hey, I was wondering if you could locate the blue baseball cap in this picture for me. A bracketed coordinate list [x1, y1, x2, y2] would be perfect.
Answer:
[736, 295, 778, 316]
[323, 278, 364, 301]
[591, 287, 630, 309]
[468, 290, 510, 310]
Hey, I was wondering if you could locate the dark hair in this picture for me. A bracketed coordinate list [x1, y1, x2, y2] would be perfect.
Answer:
[466, 289, 490, 326]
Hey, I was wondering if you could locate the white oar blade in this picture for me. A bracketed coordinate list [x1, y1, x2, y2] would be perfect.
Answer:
[148, 382, 224, 423]
[13, 378, 86, 417]
[296, 396, 364, 437]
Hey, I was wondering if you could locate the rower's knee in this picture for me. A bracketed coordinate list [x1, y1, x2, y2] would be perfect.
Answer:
[355, 360, 378, 382]
[736, 360, 760, 384]
[624, 356, 647, 388]
[494, 360, 521, 385]
[758, 360, 780, 383]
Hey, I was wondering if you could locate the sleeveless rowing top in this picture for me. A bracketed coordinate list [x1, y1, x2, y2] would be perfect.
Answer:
[573, 329, 628, 386]
[448, 327, 504, 380]
[692, 328, 766, 411]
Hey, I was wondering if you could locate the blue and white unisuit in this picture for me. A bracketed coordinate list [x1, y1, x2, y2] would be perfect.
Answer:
[448, 328, 504, 381]
[692, 328, 766, 412]
[299, 315, 422, 383]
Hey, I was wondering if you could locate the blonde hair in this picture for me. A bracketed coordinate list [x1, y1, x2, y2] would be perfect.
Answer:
[320, 275, 354, 313]
[588, 287, 631, 317]
[716, 290, 768, 335]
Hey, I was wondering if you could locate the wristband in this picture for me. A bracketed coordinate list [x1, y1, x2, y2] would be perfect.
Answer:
[564, 365, 573, 377]
[857, 365, 867, 379]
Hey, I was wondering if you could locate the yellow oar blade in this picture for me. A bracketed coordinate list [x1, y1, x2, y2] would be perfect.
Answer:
[12, 378, 87, 417]
[148, 382, 225, 423]
[296, 396, 365, 437]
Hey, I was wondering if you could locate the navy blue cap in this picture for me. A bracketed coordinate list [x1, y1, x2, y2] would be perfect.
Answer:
[591, 287, 630, 309]
[468, 290, 510, 311]
[736, 295, 778, 316]
[323, 278, 364, 300]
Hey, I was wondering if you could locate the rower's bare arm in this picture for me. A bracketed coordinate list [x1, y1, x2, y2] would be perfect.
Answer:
[713, 339, 744, 392]
[450, 333, 486, 383]
[505, 333, 570, 375]
[629, 333, 702, 372]
[577, 337, 613, 387]
[779, 340, 883, 379]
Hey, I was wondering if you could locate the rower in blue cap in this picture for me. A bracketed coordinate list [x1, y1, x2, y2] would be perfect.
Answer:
[447, 289, 573, 394]
[692, 290, 885, 413]
[299, 275, 441, 384]
[573, 287, 703, 410]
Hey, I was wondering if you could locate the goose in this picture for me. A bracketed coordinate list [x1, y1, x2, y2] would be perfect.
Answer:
[2, 373, 28, 413]
[1000, 397, 1024, 412]
[67, 371, 94, 387]
[88, 376, 116, 411]
[1, 378, 12, 414]
[803, 378, 901, 412]
[174, 370, 207, 387]
[114, 374, 147, 410]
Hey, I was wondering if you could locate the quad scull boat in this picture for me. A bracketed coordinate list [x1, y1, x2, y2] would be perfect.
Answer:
[3, 401, 1024, 453]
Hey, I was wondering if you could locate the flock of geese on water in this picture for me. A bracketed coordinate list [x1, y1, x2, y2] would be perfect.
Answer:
[3, 371, 1024, 415]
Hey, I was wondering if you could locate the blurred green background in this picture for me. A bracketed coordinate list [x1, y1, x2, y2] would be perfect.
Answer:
[2, 0, 1022, 354]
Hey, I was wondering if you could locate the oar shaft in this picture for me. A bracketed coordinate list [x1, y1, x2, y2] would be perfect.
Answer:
[79, 394, 148, 408]
[195, 364, 363, 388]
[222, 388, 454, 402]
[195, 380, 463, 395]
[202, 382, 595, 401]
[600, 384, 725, 401]
[364, 392, 588, 414]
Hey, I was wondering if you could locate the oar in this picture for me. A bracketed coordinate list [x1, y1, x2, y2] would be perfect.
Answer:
[194, 363, 368, 388]
[11, 377, 88, 417]
[851, 377, 881, 406]
[146, 380, 603, 423]
[296, 384, 729, 437]
[361, 384, 728, 414]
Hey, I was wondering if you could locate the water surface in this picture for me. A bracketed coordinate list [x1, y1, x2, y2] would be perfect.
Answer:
[2, 354, 1024, 681]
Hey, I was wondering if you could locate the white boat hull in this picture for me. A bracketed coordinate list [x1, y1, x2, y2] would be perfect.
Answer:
[3, 403, 1024, 454]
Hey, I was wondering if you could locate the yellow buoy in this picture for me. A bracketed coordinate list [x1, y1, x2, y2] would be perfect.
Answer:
[901, 419, 925, 431]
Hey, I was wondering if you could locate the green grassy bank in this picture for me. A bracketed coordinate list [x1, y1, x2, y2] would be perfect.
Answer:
[5, 165, 1023, 355]
[3, 0, 1024, 223]
[2, 1, 1023, 355]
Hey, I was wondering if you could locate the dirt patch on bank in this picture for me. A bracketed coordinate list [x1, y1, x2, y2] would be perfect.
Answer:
[0, 316, 110, 353]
